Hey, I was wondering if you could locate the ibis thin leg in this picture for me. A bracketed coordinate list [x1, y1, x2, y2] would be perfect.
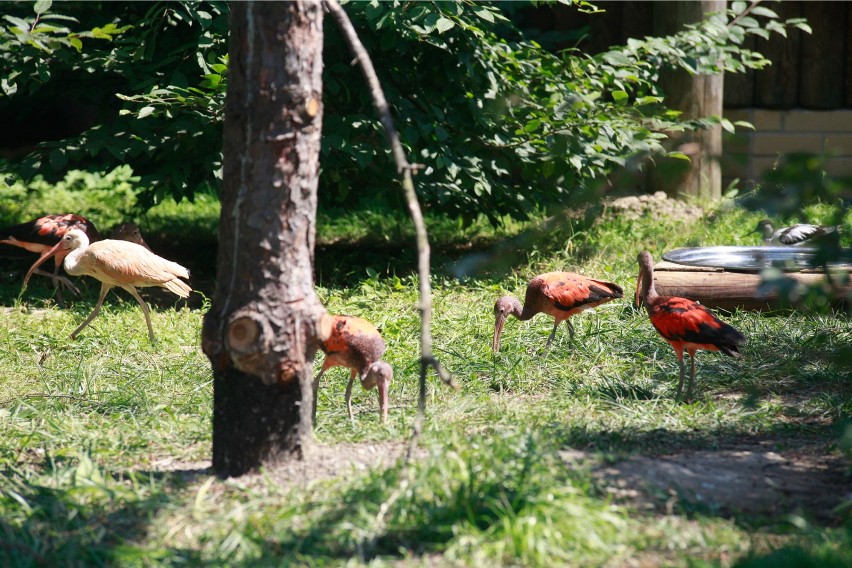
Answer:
[686, 353, 697, 402]
[71, 283, 111, 339]
[676, 358, 686, 400]
[124, 286, 156, 343]
[344, 371, 356, 423]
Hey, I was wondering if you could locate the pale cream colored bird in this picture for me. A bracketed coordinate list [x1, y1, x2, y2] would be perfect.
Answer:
[33, 228, 191, 343]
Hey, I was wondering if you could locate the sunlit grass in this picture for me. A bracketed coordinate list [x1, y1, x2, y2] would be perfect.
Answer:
[0, 194, 850, 566]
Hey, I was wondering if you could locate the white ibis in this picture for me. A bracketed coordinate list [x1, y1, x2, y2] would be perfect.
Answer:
[636, 251, 746, 401]
[493, 272, 623, 353]
[315, 314, 393, 423]
[34, 229, 191, 343]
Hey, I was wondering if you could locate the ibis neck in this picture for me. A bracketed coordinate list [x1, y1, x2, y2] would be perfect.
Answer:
[63, 240, 88, 275]
[516, 297, 537, 321]
[638, 264, 658, 307]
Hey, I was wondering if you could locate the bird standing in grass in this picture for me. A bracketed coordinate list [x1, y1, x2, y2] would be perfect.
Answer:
[36, 228, 191, 343]
[755, 219, 839, 247]
[636, 251, 746, 401]
[315, 314, 393, 423]
[492, 272, 623, 353]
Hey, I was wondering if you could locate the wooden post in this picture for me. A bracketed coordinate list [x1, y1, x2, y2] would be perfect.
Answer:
[649, 0, 725, 201]
[640, 261, 851, 311]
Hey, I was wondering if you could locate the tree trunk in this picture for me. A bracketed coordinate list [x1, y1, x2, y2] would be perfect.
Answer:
[201, 1, 327, 477]
[649, 0, 725, 201]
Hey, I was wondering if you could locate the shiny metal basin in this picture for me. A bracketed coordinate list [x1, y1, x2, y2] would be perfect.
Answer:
[662, 246, 852, 272]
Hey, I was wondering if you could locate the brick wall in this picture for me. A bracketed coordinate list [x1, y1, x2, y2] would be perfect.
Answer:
[722, 109, 852, 185]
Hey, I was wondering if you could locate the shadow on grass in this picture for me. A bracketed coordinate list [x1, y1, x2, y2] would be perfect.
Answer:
[0, 461, 210, 566]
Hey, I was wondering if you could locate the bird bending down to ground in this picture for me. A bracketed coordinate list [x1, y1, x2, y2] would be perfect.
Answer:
[315, 314, 393, 423]
[493, 272, 623, 353]
[755, 219, 839, 247]
[1, 214, 102, 300]
[636, 251, 746, 401]
[34, 229, 190, 343]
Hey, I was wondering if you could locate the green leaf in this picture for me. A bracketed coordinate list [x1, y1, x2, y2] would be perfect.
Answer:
[474, 8, 494, 23]
[3, 15, 31, 30]
[612, 90, 628, 103]
[720, 118, 735, 133]
[138, 106, 156, 119]
[33, 0, 52, 15]
[523, 119, 541, 133]
[749, 6, 778, 19]
[49, 148, 67, 170]
[195, 10, 213, 28]
[602, 51, 631, 66]
[749, 27, 770, 40]
[667, 152, 691, 161]
[793, 22, 812, 34]
[733, 120, 755, 131]
[435, 17, 454, 34]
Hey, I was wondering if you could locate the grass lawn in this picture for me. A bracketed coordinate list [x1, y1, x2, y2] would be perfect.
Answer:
[0, 194, 850, 566]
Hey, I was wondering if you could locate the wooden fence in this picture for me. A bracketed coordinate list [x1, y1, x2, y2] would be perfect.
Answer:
[519, 1, 852, 110]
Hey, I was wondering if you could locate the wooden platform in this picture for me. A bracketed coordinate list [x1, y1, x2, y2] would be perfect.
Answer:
[650, 260, 850, 311]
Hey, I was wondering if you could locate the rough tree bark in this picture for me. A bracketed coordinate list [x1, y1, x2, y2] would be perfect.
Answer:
[649, 0, 725, 201]
[201, 1, 328, 477]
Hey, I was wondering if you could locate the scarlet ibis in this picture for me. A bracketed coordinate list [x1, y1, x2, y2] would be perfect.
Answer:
[756, 219, 839, 246]
[1, 214, 102, 298]
[35, 229, 191, 343]
[315, 314, 393, 423]
[636, 251, 746, 401]
[493, 272, 623, 353]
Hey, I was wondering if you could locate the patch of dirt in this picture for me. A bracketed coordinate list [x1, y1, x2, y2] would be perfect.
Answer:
[153, 441, 415, 490]
[608, 191, 705, 222]
[563, 438, 852, 523]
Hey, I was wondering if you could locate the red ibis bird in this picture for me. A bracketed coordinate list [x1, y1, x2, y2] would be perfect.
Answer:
[756, 219, 839, 247]
[636, 251, 746, 401]
[493, 272, 623, 353]
[34, 228, 191, 343]
[1, 214, 102, 299]
[315, 314, 393, 423]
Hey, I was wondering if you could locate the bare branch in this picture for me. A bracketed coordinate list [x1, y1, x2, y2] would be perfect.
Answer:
[324, 2, 460, 551]
[324, 1, 457, 426]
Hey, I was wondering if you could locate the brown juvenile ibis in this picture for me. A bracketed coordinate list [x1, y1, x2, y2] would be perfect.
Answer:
[315, 314, 393, 423]
[755, 219, 839, 247]
[493, 271, 623, 353]
[109, 222, 152, 251]
[35, 228, 191, 343]
[636, 251, 746, 401]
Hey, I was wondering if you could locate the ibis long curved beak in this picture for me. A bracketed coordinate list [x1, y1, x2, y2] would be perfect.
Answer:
[492, 314, 506, 353]
[22, 239, 66, 291]
[377, 380, 389, 423]
[633, 269, 643, 309]
[363, 361, 393, 423]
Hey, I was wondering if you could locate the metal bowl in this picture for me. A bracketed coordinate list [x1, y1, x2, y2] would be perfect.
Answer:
[662, 246, 852, 272]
